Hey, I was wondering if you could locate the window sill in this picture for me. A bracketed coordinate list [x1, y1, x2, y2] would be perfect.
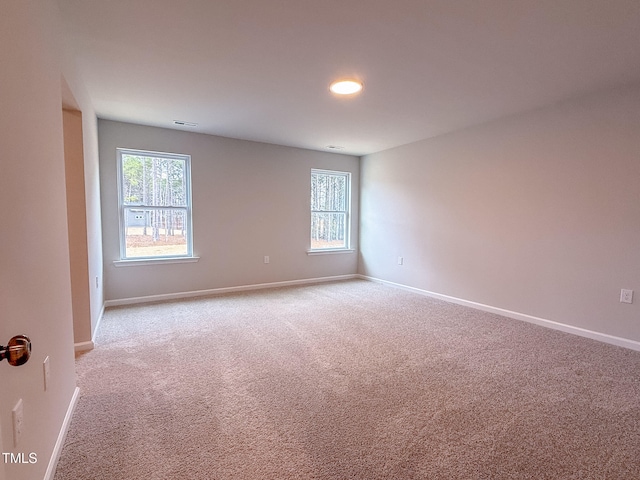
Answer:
[113, 257, 200, 267]
[307, 249, 355, 256]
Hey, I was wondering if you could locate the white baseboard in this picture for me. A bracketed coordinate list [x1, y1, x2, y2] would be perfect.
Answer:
[360, 275, 640, 352]
[73, 341, 94, 353]
[43, 386, 80, 480]
[104, 274, 359, 307]
[92, 303, 105, 343]
[95, 303, 105, 334]
[73, 303, 105, 353]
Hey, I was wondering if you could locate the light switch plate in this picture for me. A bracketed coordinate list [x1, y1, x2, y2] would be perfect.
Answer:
[43, 356, 50, 391]
[12, 399, 23, 447]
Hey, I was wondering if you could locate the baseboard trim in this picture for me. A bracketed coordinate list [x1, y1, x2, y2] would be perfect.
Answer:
[73, 341, 94, 353]
[73, 303, 105, 352]
[92, 303, 105, 343]
[104, 274, 359, 307]
[360, 275, 640, 352]
[43, 386, 80, 480]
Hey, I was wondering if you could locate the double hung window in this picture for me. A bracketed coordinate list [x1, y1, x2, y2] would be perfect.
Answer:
[310, 169, 351, 251]
[117, 148, 193, 260]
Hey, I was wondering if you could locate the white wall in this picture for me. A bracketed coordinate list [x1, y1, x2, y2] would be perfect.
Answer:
[61, 51, 104, 347]
[0, 1, 78, 479]
[83, 112, 104, 340]
[62, 109, 92, 346]
[360, 84, 640, 344]
[99, 120, 359, 301]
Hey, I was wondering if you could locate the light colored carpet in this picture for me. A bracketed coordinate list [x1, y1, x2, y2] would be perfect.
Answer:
[54, 279, 640, 479]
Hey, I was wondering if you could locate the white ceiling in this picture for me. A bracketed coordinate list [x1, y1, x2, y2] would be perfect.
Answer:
[57, 0, 640, 156]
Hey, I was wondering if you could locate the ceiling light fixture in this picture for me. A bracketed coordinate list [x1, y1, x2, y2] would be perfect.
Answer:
[329, 79, 363, 95]
[173, 120, 198, 127]
[326, 145, 345, 150]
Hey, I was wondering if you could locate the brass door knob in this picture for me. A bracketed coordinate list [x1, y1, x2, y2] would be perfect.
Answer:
[0, 335, 32, 366]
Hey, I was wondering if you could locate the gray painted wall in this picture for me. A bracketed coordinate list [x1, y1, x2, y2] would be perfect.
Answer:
[99, 120, 359, 301]
[360, 84, 640, 343]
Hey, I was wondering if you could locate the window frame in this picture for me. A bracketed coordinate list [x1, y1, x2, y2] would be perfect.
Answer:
[116, 148, 194, 263]
[309, 168, 352, 253]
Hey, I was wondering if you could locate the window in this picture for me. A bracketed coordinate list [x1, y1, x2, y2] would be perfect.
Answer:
[310, 169, 351, 250]
[117, 148, 193, 260]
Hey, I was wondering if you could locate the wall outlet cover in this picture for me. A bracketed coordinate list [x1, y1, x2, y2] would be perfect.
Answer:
[620, 289, 633, 304]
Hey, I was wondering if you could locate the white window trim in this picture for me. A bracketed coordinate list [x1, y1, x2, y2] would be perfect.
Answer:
[116, 148, 194, 262]
[113, 256, 200, 267]
[306, 249, 355, 255]
[309, 168, 351, 252]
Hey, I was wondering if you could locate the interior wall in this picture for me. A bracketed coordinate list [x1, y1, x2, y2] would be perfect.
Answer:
[0, 1, 77, 479]
[81, 112, 103, 339]
[62, 109, 92, 344]
[61, 46, 104, 345]
[360, 84, 640, 344]
[99, 120, 360, 301]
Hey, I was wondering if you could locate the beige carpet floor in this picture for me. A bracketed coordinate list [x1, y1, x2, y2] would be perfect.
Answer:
[54, 280, 640, 479]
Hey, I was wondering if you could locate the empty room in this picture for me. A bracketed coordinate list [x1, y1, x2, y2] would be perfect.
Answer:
[1, 1, 640, 479]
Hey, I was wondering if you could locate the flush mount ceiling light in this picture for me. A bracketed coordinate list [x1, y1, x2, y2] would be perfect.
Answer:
[326, 145, 345, 151]
[329, 79, 363, 95]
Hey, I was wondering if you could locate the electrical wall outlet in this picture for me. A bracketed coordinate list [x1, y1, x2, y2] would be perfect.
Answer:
[264, 256, 270, 264]
[620, 289, 633, 304]
[43, 356, 51, 391]
[12, 399, 23, 447]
